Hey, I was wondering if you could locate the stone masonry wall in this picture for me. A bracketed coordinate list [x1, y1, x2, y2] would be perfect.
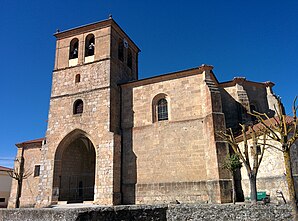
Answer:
[38, 57, 119, 207]
[121, 67, 231, 205]
[8, 143, 42, 208]
[37, 20, 139, 207]
[0, 204, 293, 221]
[219, 86, 241, 130]
[220, 80, 278, 131]
[54, 27, 111, 70]
[243, 84, 270, 114]
[38, 86, 120, 206]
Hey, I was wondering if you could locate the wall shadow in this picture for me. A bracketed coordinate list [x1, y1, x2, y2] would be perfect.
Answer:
[120, 86, 137, 204]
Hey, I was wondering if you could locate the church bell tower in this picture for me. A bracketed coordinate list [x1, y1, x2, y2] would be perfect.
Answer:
[37, 17, 140, 207]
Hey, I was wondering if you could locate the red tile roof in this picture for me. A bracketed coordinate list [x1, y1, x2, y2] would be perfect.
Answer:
[236, 116, 295, 142]
[0, 165, 13, 171]
[252, 116, 294, 131]
[16, 137, 45, 148]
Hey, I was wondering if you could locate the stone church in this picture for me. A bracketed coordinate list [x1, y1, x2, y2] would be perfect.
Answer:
[8, 18, 281, 208]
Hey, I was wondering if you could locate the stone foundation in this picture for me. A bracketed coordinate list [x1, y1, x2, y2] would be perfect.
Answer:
[0, 204, 292, 221]
[134, 180, 232, 204]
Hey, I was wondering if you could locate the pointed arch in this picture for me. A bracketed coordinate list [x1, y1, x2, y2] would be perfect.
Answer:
[53, 129, 96, 202]
[53, 129, 96, 161]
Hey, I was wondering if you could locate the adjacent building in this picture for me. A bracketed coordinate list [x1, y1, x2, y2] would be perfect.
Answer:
[0, 166, 12, 208]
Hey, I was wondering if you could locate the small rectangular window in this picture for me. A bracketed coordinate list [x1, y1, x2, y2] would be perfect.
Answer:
[0, 198, 5, 202]
[34, 165, 40, 177]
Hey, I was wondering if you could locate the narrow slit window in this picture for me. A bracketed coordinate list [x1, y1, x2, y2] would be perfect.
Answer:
[127, 48, 132, 69]
[118, 39, 124, 62]
[75, 74, 80, 83]
[157, 98, 168, 121]
[34, 165, 40, 177]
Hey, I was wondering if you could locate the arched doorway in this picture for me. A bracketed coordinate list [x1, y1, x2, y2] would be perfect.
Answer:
[53, 130, 96, 203]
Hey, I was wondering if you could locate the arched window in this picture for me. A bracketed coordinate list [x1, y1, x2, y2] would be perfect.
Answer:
[118, 39, 124, 62]
[152, 94, 170, 122]
[85, 34, 95, 57]
[73, 99, 83, 114]
[157, 98, 168, 121]
[75, 74, 80, 83]
[127, 48, 132, 69]
[69, 38, 79, 59]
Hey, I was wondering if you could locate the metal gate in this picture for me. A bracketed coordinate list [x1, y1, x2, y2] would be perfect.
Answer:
[59, 174, 94, 203]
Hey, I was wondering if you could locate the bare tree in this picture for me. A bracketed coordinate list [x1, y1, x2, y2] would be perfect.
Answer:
[218, 124, 266, 204]
[249, 97, 298, 219]
[7, 166, 32, 208]
[222, 154, 242, 204]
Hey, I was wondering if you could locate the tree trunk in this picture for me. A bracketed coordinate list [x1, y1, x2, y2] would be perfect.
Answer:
[232, 175, 236, 204]
[284, 150, 298, 220]
[15, 179, 22, 208]
[249, 173, 257, 204]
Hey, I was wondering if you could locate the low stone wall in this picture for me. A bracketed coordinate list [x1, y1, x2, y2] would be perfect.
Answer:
[167, 204, 292, 221]
[0, 204, 293, 221]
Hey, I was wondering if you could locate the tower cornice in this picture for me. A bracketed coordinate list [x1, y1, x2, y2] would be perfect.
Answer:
[54, 18, 140, 52]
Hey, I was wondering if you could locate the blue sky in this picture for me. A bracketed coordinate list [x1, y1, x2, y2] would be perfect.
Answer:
[1, 1, 297, 168]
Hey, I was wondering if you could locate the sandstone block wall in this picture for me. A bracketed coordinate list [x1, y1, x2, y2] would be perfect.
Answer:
[121, 68, 231, 204]
[36, 19, 140, 207]
[54, 26, 111, 70]
[39, 37, 115, 207]
[39, 83, 118, 206]
[220, 79, 278, 131]
[8, 142, 42, 208]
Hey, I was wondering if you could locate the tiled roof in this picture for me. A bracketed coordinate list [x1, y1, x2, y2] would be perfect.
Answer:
[236, 116, 295, 142]
[0, 165, 12, 171]
[252, 116, 294, 131]
[16, 138, 45, 148]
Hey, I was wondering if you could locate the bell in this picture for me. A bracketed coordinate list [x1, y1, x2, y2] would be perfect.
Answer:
[73, 48, 78, 55]
[88, 43, 94, 50]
